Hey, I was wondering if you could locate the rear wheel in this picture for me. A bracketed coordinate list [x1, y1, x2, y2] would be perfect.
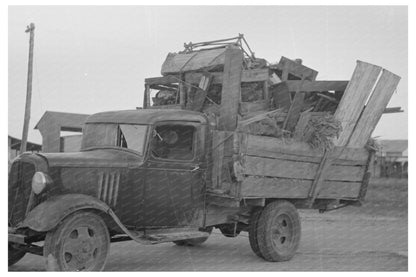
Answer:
[256, 200, 301, 262]
[8, 243, 26, 266]
[43, 211, 110, 271]
[248, 208, 264, 258]
[173, 227, 213, 246]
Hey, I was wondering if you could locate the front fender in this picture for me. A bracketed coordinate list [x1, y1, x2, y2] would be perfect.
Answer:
[19, 194, 112, 232]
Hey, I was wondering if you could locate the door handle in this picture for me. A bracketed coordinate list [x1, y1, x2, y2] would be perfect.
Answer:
[191, 165, 200, 172]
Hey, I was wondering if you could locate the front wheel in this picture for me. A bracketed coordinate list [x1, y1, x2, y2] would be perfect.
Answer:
[43, 211, 110, 271]
[253, 200, 301, 262]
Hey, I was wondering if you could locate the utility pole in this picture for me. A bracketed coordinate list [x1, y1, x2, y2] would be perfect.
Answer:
[20, 23, 35, 153]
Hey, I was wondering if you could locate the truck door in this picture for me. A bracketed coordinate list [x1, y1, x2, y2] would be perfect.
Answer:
[143, 121, 206, 228]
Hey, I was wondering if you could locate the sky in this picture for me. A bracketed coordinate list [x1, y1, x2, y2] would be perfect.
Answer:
[8, 5, 408, 144]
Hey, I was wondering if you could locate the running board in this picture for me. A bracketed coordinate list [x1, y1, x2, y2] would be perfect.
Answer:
[144, 228, 210, 244]
[108, 210, 210, 245]
[119, 227, 210, 245]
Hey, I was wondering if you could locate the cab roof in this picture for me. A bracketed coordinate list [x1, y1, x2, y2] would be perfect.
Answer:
[85, 109, 208, 125]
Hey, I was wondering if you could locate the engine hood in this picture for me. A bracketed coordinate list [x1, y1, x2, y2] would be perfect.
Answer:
[36, 148, 144, 168]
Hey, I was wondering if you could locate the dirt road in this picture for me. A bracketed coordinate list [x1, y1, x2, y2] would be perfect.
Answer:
[9, 211, 407, 271]
[9, 179, 407, 271]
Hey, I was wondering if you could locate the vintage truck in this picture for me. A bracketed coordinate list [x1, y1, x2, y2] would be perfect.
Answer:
[9, 40, 401, 271]
[9, 108, 374, 271]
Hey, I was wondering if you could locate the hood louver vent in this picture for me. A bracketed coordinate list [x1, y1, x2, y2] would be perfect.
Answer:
[97, 171, 120, 207]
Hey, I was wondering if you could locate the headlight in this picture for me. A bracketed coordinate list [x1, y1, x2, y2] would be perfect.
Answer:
[32, 172, 49, 194]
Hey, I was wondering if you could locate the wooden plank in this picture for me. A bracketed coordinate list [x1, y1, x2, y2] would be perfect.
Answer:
[145, 75, 181, 85]
[284, 80, 348, 92]
[149, 84, 178, 91]
[264, 80, 270, 102]
[317, 181, 361, 199]
[244, 149, 368, 166]
[281, 60, 289, 81]
[238, 109, 283, 127]
[383, 107, 403, 114]
[184, 69, 269, 85]
[293, 110, 312, 139]
[188, 73, 213, 112]
[211, 131, 225, 189]
[240, 177, 311, 198]
[244, 135, 369, 163]
[244, 156, 317, 179]
[284, 77, 306, 132]
[245, 135, 323, 156]
[334, 61, 382, 146]
[239, 100, 269, 116]
[332, 147, 369, 164]
[307, 150, 332, 203]
[242, 69, 269, 82]
[348, 69, 401, 148]
[270, 82, 292, 111]
[185, 72, 222, 84]
[243, 156, 365, 181]
[143, 84, 150, 109]
[283, 92, 305, 132]
[275, 56, 318, 81]
[240, 176, 361, 199]
[218, 46, 243, 131]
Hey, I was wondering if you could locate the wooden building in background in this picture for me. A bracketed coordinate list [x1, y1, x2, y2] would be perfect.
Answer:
[372, 140, 408, 178]
[34, 111, 89, 153]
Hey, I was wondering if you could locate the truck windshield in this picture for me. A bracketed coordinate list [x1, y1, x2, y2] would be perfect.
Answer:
[81, 123, 148, 155]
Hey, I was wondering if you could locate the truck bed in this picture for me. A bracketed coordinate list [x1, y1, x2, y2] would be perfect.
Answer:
[209, 131, 373, 203]
[238, 134, 371, 200]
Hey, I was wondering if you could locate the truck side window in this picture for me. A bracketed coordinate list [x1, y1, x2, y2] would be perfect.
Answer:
[151, 125, 195, 161]
[117, 124, 147, 155]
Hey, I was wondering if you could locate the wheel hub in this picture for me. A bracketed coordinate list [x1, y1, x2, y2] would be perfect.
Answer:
[271, 214, 293, 249]
[63, 227, 98, 270]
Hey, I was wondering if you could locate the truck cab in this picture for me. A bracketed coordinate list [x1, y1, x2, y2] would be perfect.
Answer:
[8, 109, 218, 271]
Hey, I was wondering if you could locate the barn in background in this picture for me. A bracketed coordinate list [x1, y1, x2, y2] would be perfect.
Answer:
[34, 111, 89, 153]
[372, 140, 408, 178]
[8, 135, 41, 169]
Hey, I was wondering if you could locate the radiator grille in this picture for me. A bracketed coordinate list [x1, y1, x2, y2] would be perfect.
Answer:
[8, 161, 35, 226]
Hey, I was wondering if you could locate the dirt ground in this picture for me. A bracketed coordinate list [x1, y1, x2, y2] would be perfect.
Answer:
[9, 178, 408, 271]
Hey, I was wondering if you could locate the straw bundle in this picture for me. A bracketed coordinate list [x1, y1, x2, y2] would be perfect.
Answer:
[302, 114, 342, 150]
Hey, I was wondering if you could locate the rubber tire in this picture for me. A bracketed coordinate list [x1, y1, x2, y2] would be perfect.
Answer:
[8, 243, 26, 266]
[173, 227, 213, 246]
[43, 211, 110, 271]
[219, 224, 241, 238]
[248, 208, 264, 259]
[256, 200, 301, 262]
